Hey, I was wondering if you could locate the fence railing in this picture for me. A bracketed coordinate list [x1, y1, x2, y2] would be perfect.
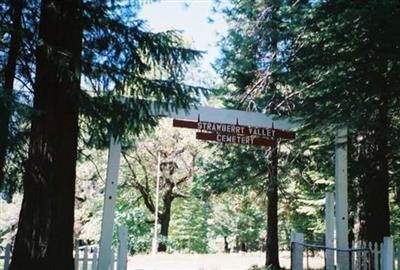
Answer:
[0, 225, 128, 270]
[0, 244, 123, 270]
[0, 244, 11, 270]
[291, 232, 400, 270]
[352, 240, 400, 270]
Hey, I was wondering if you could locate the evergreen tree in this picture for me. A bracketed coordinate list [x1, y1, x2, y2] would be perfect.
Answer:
[10, 0, 83, 268]
[0, 0, 23, 191]
[213, 0, 296, 267]
[286, 0, 400, 242]
[216, 0, 400, 246]
[169, 197, 210, 253]
[9, 0, 203, 267]
[0, 0, 35, 199]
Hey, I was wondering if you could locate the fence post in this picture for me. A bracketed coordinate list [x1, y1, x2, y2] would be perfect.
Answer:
[75, 241, 80, 270]
[291, 231, 304, 270]
[4, 244, 11, 270]
[382, 237, 393, 270]
[92, 247, 98, 270]
[372, 242, 379, 270]
[325, 192, 335, 270]
[117, 226, 128, 270]
[110, 251, 115, 270]
[83, 246, 89, 270]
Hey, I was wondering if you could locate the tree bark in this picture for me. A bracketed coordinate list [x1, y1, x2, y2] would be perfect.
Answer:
[10, 0, 82, 269]
[265, 141, 280, 268]
[240, 241, 247, 252]
[224, 236, 230, 253]
[158, 191, 173, 252]
[358, 90, 391, 242]
[0, 0, 23, 191]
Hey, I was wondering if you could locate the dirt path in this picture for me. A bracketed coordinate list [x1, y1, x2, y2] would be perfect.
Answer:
[127, 251, 324, 270]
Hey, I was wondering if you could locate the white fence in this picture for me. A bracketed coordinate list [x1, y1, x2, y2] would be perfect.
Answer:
[0, 244, 124, 270]
[0, 226, 128, 270]
[291, 232, 400, 270]
[351, 240, 400, 270]
[0, 244, 11, 270]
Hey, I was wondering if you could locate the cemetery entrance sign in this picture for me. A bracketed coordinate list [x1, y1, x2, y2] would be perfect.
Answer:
[172, 117, 295, 146]
[96, 105, 351, 270]
[97, 105, 296, 270]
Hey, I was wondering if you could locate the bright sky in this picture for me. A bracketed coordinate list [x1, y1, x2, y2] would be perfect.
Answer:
[138, 0, 228, 74]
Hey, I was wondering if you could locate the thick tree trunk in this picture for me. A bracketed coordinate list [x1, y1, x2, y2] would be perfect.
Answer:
[265, 141, 280, 268]
[10, 0, 82, 269]
[158, 192, 173, 252]
[0, 0, 23, 190]
[357, 138, 370, 241]
[358, 92, 390, 242]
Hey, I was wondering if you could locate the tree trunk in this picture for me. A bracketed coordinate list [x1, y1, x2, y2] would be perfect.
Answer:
[358, 91, 390, 242]
[0, 0, 23, 191]
[158, 191, 173, 252]
[224, 236, 230, 253]
[10, 0, 82, 269]
[240, 241, 247, 252]
[357, 137, 370, 241]
[265, 141, 280, 268]
[235, 236, 240, 252]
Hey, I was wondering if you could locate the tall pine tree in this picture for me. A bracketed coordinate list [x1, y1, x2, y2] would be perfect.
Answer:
[9, 0, 203, 268]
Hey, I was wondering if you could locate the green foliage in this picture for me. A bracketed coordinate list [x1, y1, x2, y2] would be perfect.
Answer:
[208, 191, 266, 252]
[0, 0, 38, 200]
[79, 0, 206, 148]
[115, 201, 153, 254]
[169, 197, 210, 253]
[214, 0, 400, 244]
[1, 0, 206, 199]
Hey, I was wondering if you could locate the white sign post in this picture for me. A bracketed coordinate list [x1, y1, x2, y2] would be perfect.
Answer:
[117, 226, 129, 270]
[98, 138, 122, 270]
[335, 126, 349, 270]
[325, 192, 335, 270]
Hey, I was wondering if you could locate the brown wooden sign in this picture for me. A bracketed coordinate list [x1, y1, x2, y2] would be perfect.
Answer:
[173, 119, 295, 140]
[196, 132, 275, 147]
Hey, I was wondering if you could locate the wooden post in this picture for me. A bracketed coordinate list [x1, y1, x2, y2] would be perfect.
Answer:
[110, 251, 115, 270]
[373, 242, 380, 270]
[92, 247, 98, 270]
[4, 244, 11, 270]
[265, 140, 280, 268]
[382, 237, 393, 270]
[335, 126, 349, 270]
[83, 246, 88, 270]
[117, 226, 128, 270]
[325, 192, 335, 270]
[74, 242, 80, 270]
[98, 137, 121, 270]
[291, 231, 304, 270]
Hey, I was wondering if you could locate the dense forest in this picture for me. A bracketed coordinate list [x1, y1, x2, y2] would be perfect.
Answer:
[0, 0, 399, 270]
